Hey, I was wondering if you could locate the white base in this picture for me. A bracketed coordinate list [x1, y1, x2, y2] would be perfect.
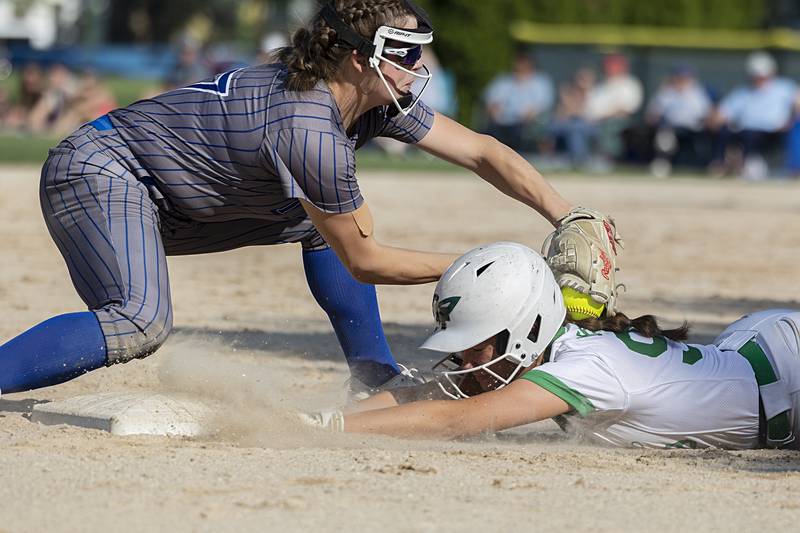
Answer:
[30, 392, 211, 436]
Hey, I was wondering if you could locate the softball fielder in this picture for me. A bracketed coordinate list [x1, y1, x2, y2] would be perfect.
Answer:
[0, 1, 620, 398]
[305, 243, 800, 450]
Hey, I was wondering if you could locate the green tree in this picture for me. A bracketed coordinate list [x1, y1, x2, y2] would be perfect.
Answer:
[105, 0, 264, 44]
[418, 0, 537, 125]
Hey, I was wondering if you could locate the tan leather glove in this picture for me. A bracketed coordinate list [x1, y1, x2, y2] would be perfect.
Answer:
[542, 207, 624, 315]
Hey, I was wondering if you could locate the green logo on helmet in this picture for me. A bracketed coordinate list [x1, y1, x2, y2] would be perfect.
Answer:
[433, 295, 461, 329]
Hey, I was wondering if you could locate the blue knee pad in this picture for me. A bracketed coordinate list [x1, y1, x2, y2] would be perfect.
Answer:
[302, 247, 399, 387]
[0, 312, 107, 394]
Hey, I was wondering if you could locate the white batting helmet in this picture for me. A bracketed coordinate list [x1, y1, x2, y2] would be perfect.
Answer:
[421, 242, 566, 398]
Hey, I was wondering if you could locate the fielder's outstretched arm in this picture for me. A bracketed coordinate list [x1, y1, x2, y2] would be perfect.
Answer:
[343, 380, 570, 440]
[416, 113, 573, 226]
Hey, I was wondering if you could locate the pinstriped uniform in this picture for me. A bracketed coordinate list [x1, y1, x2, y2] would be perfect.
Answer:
[39, 63, 435, 364]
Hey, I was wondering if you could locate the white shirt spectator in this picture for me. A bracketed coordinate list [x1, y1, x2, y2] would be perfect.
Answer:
[584, 75, 643, 122]
[719, 78, 797, 132]
[648, 81, 711, 130]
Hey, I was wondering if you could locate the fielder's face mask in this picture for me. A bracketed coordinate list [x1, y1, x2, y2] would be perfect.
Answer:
[320, 1, 434, 116]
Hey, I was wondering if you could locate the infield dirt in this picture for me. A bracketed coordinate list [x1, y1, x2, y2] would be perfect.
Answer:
[1, 164, 799, 532]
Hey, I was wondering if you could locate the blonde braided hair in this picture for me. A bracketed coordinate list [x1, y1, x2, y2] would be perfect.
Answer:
[277, 0, 413, 91]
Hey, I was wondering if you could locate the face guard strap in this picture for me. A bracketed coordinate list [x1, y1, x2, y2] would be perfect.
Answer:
[318, 2, 434, 117]
[319, 1, 432, 54]
[319, 3, 376, 57]
[401, 0, 433, 33]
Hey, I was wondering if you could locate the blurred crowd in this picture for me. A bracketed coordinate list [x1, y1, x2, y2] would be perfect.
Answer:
[480, 50, 800, 180]
[0, 63, 118, 137]
[0, 39, 218, 138]
[3, 43, 800, 179]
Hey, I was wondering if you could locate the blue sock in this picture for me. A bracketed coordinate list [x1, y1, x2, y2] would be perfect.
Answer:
[0, 312, 107, 394]
[302, 247, 400, 387]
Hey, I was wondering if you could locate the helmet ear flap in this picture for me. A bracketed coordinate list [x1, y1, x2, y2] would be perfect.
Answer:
[504, 317, 540, 367]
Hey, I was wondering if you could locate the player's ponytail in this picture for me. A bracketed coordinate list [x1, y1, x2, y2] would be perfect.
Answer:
[568, 312, 690, 342]
[276, 0, 413, 91]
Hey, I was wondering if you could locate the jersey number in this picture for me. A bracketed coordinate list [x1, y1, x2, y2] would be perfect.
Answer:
[614, 331, 703, 365]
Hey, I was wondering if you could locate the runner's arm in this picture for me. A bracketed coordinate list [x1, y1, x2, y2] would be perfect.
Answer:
[343, 379, 570, 440]
[343, 382, 449, 414]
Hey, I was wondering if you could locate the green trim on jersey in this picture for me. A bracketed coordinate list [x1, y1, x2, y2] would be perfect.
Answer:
[521, 369, 595, 416]
[738, 340, 778, 385]
[737, 340, 793, 446]
[551, 326, 568, 343]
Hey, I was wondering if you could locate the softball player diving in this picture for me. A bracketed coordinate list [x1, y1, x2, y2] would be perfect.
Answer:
[0, 0, 622, 398]
[304, 243, 800, 451]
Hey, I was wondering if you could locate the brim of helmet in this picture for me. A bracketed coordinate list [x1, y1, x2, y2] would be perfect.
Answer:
[419, 328, 489, 354]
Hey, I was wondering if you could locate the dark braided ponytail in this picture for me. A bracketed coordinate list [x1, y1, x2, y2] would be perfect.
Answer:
[569, 312, 690, 342]
[277, 0, 413, 91]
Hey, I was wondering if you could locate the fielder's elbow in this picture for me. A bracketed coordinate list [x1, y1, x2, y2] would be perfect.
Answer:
[475, 134, 507, 167]
[349, 264, 373, 284]
[347, 257, 381, 284]
[326, 245, 373, 283]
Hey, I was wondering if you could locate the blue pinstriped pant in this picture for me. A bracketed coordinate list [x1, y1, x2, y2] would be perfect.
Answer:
[39, 127, 324, 365]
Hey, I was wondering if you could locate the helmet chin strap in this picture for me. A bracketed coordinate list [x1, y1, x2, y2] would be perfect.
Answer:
[370, 57, 431, 117]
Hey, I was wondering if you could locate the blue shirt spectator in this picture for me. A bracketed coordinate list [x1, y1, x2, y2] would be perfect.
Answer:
[709, 52, 799, 179]
[484, 53, 554, 127]
[413, 48, 457, 117]
[717, 52, 797, 132]
[719, 78, 796, 132]
[647, 67, 711, 131]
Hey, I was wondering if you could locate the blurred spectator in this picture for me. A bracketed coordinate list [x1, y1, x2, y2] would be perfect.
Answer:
[374, 48, 457, 157]
[3, 63, 45, 130]
[547, 67, 596, 168]
[257, 32, 289, 65]
[646, 65, 712, 176]
[584, 53, 643, 168]
[414, 48, 457, 117]
[27, 63, 77, 133]
[18, 63, 45, 111]
[51, 71, 118, 135]
[708, 51, 798, 180]
[483, 51, 554, 153]
[164, 39, 211, 91]
[0, 87, 10, 128]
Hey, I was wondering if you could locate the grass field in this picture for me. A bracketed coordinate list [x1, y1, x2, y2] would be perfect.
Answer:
[0, 132, 60, 163]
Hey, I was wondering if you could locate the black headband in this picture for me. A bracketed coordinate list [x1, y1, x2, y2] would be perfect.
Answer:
[319, 1, 434, 56]
[403, 0, 433, 33]
[320, 3, 376, 56]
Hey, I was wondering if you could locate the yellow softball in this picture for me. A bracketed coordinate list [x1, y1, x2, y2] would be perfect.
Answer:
[561, 287, 605, 320]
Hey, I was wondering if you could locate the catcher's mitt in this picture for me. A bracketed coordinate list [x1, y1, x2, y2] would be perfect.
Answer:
[542, 207, 624, 315]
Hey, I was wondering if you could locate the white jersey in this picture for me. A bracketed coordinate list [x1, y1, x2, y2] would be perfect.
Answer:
[521, 324, 761, 449]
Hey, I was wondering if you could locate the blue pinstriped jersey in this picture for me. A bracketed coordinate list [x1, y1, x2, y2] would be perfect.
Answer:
[103, 63, 435, 222]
